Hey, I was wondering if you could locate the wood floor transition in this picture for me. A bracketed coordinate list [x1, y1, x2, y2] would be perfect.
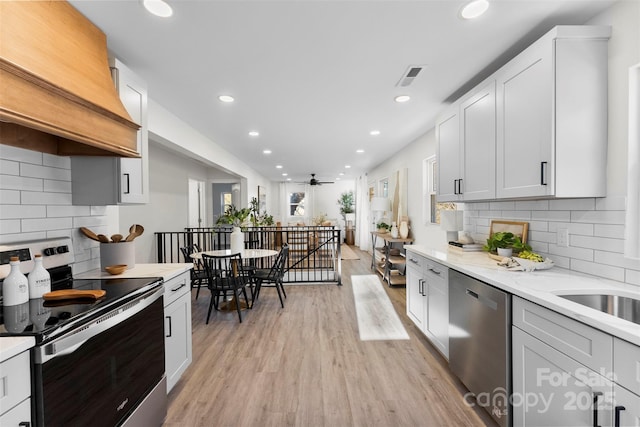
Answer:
[163, 245, 497, 427]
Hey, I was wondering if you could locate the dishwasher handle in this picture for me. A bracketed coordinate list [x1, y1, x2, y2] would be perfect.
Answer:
[465, 288, 499, 310]
[466, 289, 478, 299]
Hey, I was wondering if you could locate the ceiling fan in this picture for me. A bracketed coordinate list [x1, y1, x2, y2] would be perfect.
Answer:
[306, 173, 334, 186]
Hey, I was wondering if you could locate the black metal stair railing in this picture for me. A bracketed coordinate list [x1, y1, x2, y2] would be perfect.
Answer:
[155, 226, 341, 285]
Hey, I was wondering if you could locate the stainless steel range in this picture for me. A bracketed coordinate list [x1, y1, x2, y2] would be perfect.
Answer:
[0, 238, 167, 427]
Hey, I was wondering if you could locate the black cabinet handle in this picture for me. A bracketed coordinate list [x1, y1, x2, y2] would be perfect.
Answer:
[19, 423, 30, 427]
[458, 178, 463, 194]
[615, 405, 626, 427]
[540, 162, 548, 186]
[593, 391, 603, 427]
[418, 279, 423, 296]
[123, 173, 130, 194]
[171, 282, 187, 292]
[166, 316, 172, 338]
[428, 268, 441, 275]
[453, 179, 458, 195]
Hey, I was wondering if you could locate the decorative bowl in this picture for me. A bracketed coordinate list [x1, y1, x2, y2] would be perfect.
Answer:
[105, 264, 127, 275]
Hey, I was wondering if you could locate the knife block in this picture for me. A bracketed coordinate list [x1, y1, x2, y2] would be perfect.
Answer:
[100, 241, 135, 271]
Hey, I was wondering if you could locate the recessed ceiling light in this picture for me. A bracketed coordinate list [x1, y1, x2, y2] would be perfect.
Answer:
[356, 149, 365, 154]
[339, 172, 345, 176]
[460, 0, 489, 19]
[142, 0, 173, 17]
[345, 165, 351, 169]
[276, 165, 283, 169]
[248, 131, 259, 137]
[286, 178, 291, 181]
[263, 149, 272, 155]
[370, 130, 381, 136]
[394, 95, 411, 103]
[336, 177, 341, 181]
[282, 173, 288, 176]
[218, 95, 234, 103]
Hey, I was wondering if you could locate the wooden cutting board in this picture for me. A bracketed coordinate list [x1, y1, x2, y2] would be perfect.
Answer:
[43, 289, 106, 301]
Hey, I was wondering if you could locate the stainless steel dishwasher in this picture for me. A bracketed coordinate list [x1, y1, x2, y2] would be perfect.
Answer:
[449, 269, 511, 427]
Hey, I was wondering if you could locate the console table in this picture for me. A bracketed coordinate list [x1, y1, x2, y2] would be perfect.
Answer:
[370, 232, 413, 286]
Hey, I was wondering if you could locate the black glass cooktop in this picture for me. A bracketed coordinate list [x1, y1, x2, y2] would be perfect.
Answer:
[0, 277, 162, 343]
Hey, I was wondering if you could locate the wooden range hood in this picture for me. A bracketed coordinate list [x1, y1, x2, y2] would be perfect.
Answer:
[0, 1, 139, 157]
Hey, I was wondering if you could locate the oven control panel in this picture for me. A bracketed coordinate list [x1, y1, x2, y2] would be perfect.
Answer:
[0, 237, 74, 279]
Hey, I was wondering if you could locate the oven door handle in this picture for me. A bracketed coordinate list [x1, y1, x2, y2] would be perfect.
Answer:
[34, 286, 164, 364]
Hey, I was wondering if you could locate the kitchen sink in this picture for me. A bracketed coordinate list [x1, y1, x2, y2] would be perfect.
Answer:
[558, 293, 640, 326]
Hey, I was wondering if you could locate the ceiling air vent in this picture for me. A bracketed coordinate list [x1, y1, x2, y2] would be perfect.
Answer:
[396, 65, 427, 87]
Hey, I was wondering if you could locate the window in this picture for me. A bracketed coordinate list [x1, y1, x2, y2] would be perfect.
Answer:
[289, 192, 305, 216]
[423, 156, 456, 224]
[222, 192, 232, 213]
[379, 178, 389, 198]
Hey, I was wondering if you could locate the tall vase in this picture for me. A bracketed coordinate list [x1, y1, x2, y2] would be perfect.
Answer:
[399, 221, 409, 239]
[390, 221, 399, 238]
[230, 227, 245, 254]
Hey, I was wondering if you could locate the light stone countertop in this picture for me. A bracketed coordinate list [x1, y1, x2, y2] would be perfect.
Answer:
[0, 336, 35, 362]
[74, 263, 192, 281]
[404, 244, 640, 346]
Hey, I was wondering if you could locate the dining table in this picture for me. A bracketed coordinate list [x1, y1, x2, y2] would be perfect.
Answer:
[190, 248, 278, 311]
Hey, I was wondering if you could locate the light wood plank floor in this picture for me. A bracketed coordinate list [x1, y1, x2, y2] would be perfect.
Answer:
[164, 246, 496, 427]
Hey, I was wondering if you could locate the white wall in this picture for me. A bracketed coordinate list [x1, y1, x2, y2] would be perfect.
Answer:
[119, 143, 212, 264]
[365, 1, 640, 287]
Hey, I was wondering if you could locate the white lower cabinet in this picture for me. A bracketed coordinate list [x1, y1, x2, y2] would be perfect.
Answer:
[0, 350, 31, 426]
[405, 252, 449, 359]
[163, 271, 193, 393]
[513, 296, 640, 427]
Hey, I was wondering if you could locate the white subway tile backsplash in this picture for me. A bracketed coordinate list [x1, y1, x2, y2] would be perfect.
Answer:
[0, 232, 47, 244]
[594, 224, 625, 239]
[43, 153, 71, 169]
[1, 160, 19, 175]
[465, 195, 635, 287]
[548, 244, 594, 261]
[20, 163, 71, 181]
[570, 259, 625, 282]
[596, 196, 626, 211]
[531, 210, 571, 222]
[571, 210, 625, 225]
[43, 179, 72, 193]
[47, 205, 91, 218]
[549, 198, 596, 211]
[490, 201, 516, 210]
[594, 251, 640, 271]
[548, 221, 594, 236]
[570, 235, 625, 253]
[515, 200, 550, 210]
[626, 270, 640, 286]
[0, 219, 21, 235]
[21, 191, 72, 205]
[0, 145, 43, 164]
[529, 231, 556, 244]
[22, 217, 73, 232]
[0, 174, 43, 191]
[0, 205, 46, 219]
[0, 190, 20, 204]
[1, 148, 111, 274]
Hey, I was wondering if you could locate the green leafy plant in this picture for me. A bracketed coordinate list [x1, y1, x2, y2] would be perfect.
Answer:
[216, 204, 250, 228]
[248, 197, 274, 226]
[483, 231, 531, 253]
[337, 191, 354, 220]
[377, 222, 390, 232]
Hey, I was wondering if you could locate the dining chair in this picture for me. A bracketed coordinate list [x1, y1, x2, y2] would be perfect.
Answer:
[201, 253, 251, 323]
[251, 243, 289, 308]
[180, 243, 208, 300]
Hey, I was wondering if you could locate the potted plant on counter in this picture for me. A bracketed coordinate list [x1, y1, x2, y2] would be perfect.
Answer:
[483, 231, 531, 257]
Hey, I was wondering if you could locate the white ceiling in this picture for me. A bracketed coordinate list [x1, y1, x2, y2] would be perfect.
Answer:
[70, 0, 613, 184]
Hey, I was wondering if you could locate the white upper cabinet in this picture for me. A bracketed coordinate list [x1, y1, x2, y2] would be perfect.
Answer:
[436, 103, 461, 201]
[496, 26, 610, 199]
[437, 81, 496, 202]
[437, 25, 610, 202]
[71, 58, 149, 205]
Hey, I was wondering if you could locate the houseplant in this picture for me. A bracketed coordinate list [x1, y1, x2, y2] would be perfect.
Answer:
[337, 191, 354, 221]
[249, 197, 274, 226]
[216, 204, 250, 228]
[483, 231, 531, 256]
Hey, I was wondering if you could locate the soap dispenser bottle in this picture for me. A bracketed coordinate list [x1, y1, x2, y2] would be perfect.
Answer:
[28, 254, 51, 298]
[3, 257, 29, 306]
